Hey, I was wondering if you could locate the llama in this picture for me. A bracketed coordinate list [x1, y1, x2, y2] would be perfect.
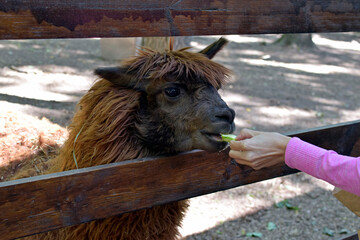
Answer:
[20, 38, 235, 240]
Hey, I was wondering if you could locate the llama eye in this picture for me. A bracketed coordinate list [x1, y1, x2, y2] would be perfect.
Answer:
[164, 87, 181, 98]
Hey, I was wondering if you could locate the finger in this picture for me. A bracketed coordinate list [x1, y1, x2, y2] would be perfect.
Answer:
[232, 157, 263, 170]
[235, 128, 253, 141]
[229, 149, 250, 160]
[229, 140, 247, 151]
[232, 157, 254, 168]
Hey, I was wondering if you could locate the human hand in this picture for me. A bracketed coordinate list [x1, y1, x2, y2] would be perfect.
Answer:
[229, 129, 291, 170]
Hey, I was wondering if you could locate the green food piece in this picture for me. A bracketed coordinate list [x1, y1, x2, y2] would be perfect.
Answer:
[220, 134, 237, 142]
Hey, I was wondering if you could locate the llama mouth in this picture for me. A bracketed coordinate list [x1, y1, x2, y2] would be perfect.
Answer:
[204, 133, 223, 142]
[199, 131, 231, 152]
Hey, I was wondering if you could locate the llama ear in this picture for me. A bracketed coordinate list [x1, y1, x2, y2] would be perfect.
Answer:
[94, 67, 140, 89]
[199, 37, 228, 59]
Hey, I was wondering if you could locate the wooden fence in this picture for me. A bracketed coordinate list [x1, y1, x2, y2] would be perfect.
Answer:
[1, 1, 360, 239]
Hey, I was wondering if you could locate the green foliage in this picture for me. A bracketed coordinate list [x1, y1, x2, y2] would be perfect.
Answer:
[246, 232, 263, 238]
[323, 227, 335, 237]
[274, 199, 299, 211]
[339, 228, 350, 234]
[267, 222, 277, 231]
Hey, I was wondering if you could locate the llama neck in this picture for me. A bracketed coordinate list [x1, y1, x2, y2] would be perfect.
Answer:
[56, 81, 148, 171]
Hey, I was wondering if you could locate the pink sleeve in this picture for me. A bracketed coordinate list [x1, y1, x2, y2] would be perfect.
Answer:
[285, 137, 360, 196]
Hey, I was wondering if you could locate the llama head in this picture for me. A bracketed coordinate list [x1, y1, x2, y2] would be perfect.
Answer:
[95, 38, 235, 153]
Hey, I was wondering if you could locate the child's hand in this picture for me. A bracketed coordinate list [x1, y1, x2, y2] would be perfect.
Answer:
[229, 129, 291, 170]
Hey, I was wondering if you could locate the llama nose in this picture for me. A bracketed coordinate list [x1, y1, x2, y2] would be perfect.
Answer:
[215, 107, 235, 123]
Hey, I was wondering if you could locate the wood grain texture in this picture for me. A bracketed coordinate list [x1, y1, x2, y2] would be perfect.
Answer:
[0, 0, 360, 40]
[0, 120, 360, 239]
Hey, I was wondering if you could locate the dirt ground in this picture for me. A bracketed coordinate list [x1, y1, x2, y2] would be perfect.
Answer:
[1, 33, 360, 239]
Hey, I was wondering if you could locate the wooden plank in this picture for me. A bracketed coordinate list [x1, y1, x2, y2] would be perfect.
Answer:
[286, 119, 360, 157]
[1, 0, 360, 40]
[0, 120, 360, 239]
[337, 232, 359, 240]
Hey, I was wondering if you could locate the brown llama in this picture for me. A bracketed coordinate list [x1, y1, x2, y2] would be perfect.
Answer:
[18, 38, 235, 240]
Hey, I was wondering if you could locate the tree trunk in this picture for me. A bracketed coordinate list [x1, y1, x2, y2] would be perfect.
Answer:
[141, 37, 192, 52]
[141, 37, 170, 52]
[274, 33, 316, 48]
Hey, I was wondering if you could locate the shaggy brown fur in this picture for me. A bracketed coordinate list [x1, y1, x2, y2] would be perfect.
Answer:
[23, 81, 188, 240]
[18, 41, 235, 240]
[124, 48, 230, 89]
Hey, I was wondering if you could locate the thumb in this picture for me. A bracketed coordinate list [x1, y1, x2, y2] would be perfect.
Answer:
[230, 139, 248, 151]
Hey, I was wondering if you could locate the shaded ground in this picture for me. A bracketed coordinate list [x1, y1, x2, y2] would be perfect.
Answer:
[0, 33, 360, 239]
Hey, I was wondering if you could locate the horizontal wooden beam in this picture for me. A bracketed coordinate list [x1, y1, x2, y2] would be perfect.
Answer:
[1, 0, 360, 40]
[1, 120, 360, 239]
[337, 232, 360, 240]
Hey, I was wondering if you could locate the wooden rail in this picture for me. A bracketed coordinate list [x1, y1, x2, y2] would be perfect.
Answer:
[1, 120, 360, 239]
[1, 0, 360, 239]
[1, 0, 360, 39]
[340, 232, 360, 240]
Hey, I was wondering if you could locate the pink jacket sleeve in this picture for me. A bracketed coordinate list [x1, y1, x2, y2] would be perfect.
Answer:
[285, 137, 360, 196]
